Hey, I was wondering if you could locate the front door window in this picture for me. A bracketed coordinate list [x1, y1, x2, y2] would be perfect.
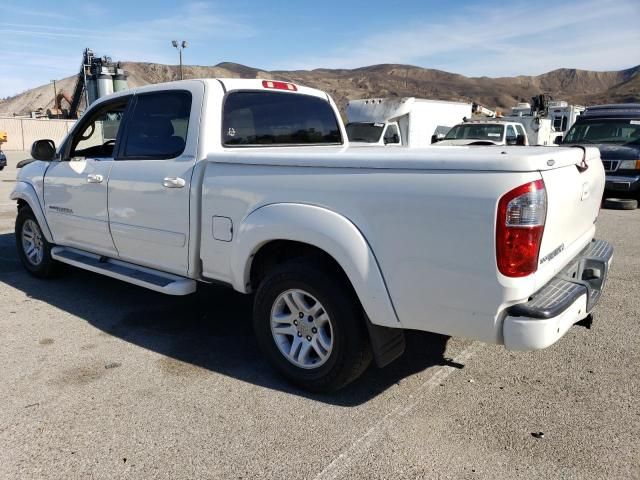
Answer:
[69, 101, 127, 159]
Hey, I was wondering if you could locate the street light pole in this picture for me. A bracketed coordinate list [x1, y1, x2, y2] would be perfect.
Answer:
[171, 40, 188, 80]
[50, 80, 57, 114]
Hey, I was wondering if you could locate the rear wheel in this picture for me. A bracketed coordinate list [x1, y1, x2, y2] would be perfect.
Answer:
[253, 260, 371, 392]
[15, 207, 58, 277]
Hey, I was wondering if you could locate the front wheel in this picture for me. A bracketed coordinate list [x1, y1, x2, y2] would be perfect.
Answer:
[253, 260, 372, 392]
[15, 207, 58, 278]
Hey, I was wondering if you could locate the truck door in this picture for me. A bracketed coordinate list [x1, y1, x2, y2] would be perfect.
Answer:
[43, 96, 130, 256]
[107, 86, 201, 276]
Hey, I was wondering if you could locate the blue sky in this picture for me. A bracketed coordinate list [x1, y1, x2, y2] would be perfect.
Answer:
[1, 0, 639, 97]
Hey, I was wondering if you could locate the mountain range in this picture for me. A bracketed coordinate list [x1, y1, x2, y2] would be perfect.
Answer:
[1, 62, 638, 116]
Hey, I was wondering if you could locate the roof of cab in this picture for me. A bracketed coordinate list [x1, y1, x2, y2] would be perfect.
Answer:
[87, 78, 330, 110]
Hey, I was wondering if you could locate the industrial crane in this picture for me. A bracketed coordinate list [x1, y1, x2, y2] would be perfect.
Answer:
[54, 48, 129, 119]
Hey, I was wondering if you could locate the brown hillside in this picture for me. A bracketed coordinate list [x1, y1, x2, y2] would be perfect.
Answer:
[1, 62, 638, 117]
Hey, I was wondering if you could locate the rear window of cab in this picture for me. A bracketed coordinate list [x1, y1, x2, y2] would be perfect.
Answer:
[222, 91, 342, 146]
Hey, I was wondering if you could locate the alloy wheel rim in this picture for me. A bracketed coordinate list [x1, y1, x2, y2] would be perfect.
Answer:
[21, 219, 44, 266]
[270, 289, 334, 369]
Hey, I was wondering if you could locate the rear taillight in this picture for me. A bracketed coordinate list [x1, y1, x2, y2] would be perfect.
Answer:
[496, 179, 547, 277]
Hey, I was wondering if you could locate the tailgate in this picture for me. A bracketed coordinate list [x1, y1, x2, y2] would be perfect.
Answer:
[534, 147, 605, 290]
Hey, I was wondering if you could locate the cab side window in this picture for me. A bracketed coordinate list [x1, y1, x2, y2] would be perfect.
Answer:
[69, 99, 128, 159]
[383, 124, 400, 144]
[506, 125, 518, 145]
[121, 91, 192, 159]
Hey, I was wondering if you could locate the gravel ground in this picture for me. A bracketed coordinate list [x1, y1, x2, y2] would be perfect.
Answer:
[0, 151, 638, 479]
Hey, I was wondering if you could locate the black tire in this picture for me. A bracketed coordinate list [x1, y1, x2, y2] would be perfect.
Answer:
[253, 260, 372, 392]
[602, 198, 638, 210]
[15, 207, 59, 278]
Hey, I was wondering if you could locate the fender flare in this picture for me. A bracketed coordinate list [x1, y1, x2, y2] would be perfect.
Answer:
[230, 203, 401, 328]
[10, 181, 54, 242]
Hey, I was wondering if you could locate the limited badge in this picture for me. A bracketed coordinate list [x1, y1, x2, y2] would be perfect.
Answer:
[228, 127, 236, 137]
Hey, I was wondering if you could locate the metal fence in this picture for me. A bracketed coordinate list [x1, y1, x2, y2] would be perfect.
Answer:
[0, 117, 76, 151]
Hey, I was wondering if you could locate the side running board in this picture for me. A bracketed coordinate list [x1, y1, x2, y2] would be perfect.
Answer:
[51, 247, 197, 296]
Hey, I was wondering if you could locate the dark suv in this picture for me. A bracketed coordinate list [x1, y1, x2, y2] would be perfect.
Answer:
[0, 149, 6, 171]
[562, 104, 640, 196]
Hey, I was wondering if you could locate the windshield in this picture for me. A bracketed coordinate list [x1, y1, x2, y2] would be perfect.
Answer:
[563, 119, 640, 145]
[444, 123, 504, 141]
[346, 123, 384, 143]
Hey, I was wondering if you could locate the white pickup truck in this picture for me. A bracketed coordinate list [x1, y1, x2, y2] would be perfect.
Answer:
[437, 117, 557, 147]
[12, 79, 613, 391]
[435, 120, 530, 146]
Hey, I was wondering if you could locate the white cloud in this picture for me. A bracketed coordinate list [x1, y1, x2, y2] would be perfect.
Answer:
[1, 5, 66, 19]
[275, 0, 640, 75]
[0, 27, 100, 39]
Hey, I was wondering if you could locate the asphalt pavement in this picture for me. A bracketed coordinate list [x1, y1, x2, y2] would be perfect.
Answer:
[0, 151, 638, 479]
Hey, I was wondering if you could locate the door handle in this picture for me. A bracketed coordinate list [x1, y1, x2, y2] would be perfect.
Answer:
[87, 174, 104, 184]
[163, 177, 186, 188]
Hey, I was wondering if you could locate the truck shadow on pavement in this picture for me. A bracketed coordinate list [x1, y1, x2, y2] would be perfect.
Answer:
[0, 232, 459, 406]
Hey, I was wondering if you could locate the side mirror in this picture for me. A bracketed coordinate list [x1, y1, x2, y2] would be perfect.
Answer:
[31, 139, 56, 161]
[516, 134, 526, 146]
[431, 135, 439, 144]
[16, 158, 36, 169]
[553, 136, 563, 145]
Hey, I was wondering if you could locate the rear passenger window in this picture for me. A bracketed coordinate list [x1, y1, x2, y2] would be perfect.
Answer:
[121, 91, 191, 159]
[222, 91, 342, 146]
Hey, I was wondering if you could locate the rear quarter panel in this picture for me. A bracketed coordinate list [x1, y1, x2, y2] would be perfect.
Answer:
[200, 160, 541, 344]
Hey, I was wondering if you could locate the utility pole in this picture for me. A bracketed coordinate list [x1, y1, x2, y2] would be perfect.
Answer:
[50, 80, 58, 117]
[171, 40, 188, 80]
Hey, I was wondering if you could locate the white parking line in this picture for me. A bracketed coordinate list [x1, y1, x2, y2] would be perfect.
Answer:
[313, 342, 482, 480]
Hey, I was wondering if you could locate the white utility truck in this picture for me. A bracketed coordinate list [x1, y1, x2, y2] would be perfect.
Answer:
[346, 97, 472, 147]
[510, 100, 585, 144]
[13, 79, 612, 392]
[547, 101, 585, 139]
[501, 115, 555, 145]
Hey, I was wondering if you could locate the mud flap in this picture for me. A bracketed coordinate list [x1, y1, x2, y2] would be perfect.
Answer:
[365, 315, 406, 368]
